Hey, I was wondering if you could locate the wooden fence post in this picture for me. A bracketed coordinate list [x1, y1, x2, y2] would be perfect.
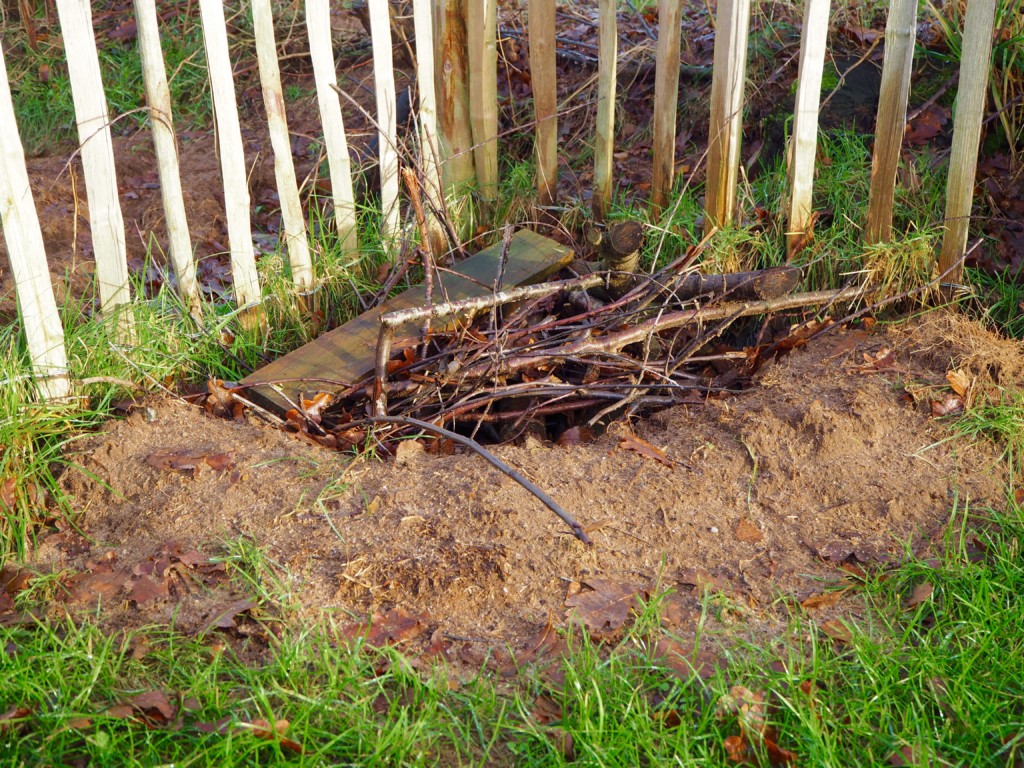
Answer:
[466, 0, 498, 204]
[412, 0, 447, 256]
[938, 0, 997, 281]
[368, 0, 401, 251]
[865, 0, 917, 244]
[651, 0, 683, 216]
[252, 0, 315, 306]
[197, 0, 264, 329]
[306, 0, 358, 257]
[528, 0, 557, 207]
[435, 0, 477, 196]
[593, 0, 617, 222]
[134, 0, 201, 320]
[786, 0, 830, 256]
[704, 0, 751, 232]
[0, 42, 70, 400]
[55, 0, 134, 337]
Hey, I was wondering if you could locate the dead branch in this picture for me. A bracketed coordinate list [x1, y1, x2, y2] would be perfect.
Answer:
[456, 286, 866, 380]
[357, 414, 592, 545]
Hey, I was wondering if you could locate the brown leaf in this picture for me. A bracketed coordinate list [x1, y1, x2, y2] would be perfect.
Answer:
[1, 566, 33, 600]
[676, 567, 730, 593]
[0, 478, 16, 509]
[530, 694, 562, 725]
[242, 718, 304, 754]
[205, 379, 245, 418]
[556, 426, 595, 448]
[945, 368, 972, 397]
[131, 690, 176, 725]
[146, 449, 207, 473]
[653, 707, 683, 728]
[67, 571, 127, 604]
[840, 562, 868, 581]
[800, 588, 849, 611]
[129, 575, 169, 605]
[820, 619, 852, 644]
[734, 518, 763, 544]
[931, 394, 965, 417]
[301, 392, 333, 422]
[201, 599, 256, 632]
[905, 104, 949, 144]
[564, 578, 644, 634]
[512, 617, 560, 668]
[619, 435, 674, 467]
[654, 637, 722, 681]
[888, 744, 922, 766]
[203, 452, 235, 471]
[339, 608, 428, 648]
[105, 704, 136, 719]
[851, 347, 896, 374]
[724, 734, 751, 763]
[764, 734, 799, 767]
[0, 706, 31, 733]
[717, 685, 768, 739]
[904, 582, 933, 610]
[549, 727, 575, 760]
[195, 716, 232, 734]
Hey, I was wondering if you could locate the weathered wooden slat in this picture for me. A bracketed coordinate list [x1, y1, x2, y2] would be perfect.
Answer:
[241, 229, 572, 413]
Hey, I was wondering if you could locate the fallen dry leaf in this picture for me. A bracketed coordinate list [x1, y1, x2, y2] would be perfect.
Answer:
[205, 379, 245, 419]
[201, 599, 256, 632]
[242, 718, 304, 754]
[904, 582, 934, 610]
[931, 394, 965, 417]
[820, 619, 853, 644]
[129, 574, 170, 605]
[146, 449, 235, 474]
[619, 434, 674, 467]
[800, 588, 849, 611]
[716, 685, 768, 739]
[0, 478, 16, 510]
[530, 694, 562, 725]
[945, 368, 973, 398]
[654, 637, 722, 681]
[339, 608, 428, 647]
[764, 734, 799, 767]
[723, 733, 750, 762]
[676, 567, 730, 593]
[66, 570, 127, 604]
[130, 690, 176, 726]
[0, 706, 31, 734]
[556, 426, 596, 448]
[565, 578, 645, 635]
[851, 347, 897, 374]
[734, 518, 763, 544]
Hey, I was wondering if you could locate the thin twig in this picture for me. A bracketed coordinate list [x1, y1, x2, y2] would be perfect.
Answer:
[356, 415, 591, 545]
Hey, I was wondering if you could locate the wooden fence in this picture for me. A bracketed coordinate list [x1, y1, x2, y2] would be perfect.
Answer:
[0, 0, 998, 401]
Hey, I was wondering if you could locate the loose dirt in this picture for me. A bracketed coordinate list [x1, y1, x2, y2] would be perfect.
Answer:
[26, 310, 1017, 660]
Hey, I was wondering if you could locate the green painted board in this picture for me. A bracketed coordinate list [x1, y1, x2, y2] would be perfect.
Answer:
[241, 229, 573, 414]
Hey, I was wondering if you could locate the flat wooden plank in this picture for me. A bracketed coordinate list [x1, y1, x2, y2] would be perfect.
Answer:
[241, 229, 572, 413]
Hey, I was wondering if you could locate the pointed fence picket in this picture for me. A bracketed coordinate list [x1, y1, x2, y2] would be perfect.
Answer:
[55, 0, 134, 338]
[2, 0, 1002, 400]
[306, 0, 358, 257]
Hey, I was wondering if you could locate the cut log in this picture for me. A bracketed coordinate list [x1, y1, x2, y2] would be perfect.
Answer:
[672, 265, 801, 302]
[595, 221, 643, 297]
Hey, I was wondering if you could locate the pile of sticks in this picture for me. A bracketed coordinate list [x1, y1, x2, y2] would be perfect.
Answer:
[324, 224, 861, 436]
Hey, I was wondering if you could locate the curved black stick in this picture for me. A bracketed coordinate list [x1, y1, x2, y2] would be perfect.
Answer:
[356, 415, 592, 546]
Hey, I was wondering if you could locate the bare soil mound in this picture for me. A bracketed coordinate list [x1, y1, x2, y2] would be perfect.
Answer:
[27, 312, 1018, 656]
